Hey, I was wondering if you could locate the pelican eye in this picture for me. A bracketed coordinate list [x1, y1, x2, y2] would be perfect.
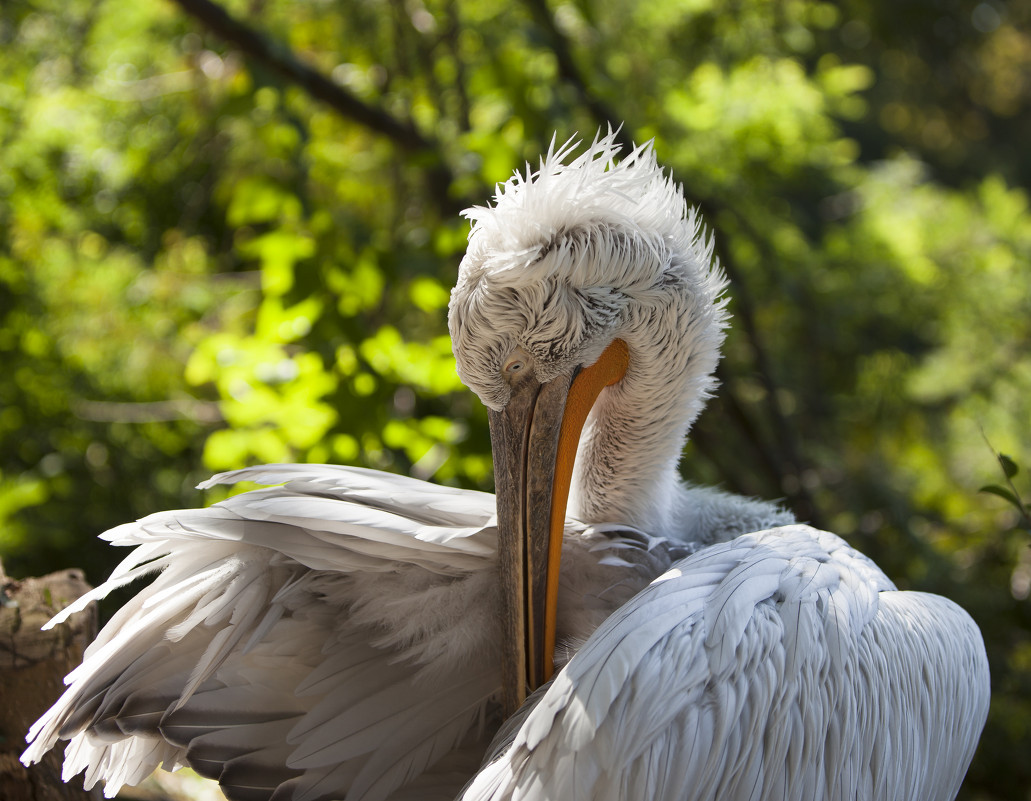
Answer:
[501, 348, 532, 382]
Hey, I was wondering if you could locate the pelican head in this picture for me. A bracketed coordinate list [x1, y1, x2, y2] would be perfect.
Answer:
[448, 132, 728, 712]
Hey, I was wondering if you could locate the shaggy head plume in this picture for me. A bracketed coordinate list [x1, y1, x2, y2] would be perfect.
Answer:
[448, 130, 726, 412]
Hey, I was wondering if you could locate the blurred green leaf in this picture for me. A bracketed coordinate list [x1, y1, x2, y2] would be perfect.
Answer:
[979, 484, 1022, 509]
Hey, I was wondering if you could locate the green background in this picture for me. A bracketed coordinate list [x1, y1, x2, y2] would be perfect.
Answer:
[1, 0, 1029, 797]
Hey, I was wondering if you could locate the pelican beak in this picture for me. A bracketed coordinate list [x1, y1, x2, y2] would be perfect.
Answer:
[489, 339, 629, 715]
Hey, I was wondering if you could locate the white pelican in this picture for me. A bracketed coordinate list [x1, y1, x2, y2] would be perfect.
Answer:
[23, 133, 989, 801]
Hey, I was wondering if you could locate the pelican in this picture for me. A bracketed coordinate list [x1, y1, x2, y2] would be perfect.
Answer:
[23, 133, 989, 801]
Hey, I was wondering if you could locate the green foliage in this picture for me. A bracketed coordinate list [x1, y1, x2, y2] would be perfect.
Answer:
[1, 0, 1029, 797]
[980, 444, 1031, 532]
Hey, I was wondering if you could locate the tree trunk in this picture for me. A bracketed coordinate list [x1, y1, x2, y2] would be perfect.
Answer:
[0, 559, 100, 801]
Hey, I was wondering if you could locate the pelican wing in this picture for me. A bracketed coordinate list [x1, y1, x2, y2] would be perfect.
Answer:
[463, 524, 990, 801]
[23, 464, 502, 801]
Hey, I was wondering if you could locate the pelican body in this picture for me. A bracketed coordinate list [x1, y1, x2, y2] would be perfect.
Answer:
[23, 134, 989, 801]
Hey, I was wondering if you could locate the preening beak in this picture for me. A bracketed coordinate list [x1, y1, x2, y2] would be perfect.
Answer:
[489, 339, 629, 716]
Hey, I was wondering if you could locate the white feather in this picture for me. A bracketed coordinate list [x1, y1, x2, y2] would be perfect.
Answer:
[24, 132, 988, 801]
[463, 526, 988, 801]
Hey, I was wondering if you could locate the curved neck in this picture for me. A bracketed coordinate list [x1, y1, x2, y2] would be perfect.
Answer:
[567, 291, 725, 532]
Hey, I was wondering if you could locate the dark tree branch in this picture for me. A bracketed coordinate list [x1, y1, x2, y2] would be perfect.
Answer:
[168, 0, 468, 214]
[710, 366, 789, 490]
[443, 0, 472, 132]
[705, 217, 822, 521]
[520, 0, 634, 154]
[72, 399, 223, 424]
[169, 0, 432, 154]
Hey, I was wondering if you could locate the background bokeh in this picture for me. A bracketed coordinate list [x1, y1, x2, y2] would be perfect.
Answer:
[1, 0, 1029, 797]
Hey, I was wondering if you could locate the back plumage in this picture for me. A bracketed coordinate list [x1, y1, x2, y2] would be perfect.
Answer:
[462, 526, 989, 801]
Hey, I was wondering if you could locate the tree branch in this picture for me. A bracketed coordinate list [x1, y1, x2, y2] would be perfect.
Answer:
[168, 0, 433, 154]
[168, 0, 469, 214]
[520, 0, 633, 153]
[72, 399, 223, 424]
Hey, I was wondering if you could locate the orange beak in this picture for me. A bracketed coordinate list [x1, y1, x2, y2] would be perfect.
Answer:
[488, 339, 629, 715]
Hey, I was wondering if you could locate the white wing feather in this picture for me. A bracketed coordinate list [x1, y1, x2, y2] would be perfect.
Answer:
[23, 464, 505, 801]
[22, 464, 691, 801]
[462, 524, 990, 801]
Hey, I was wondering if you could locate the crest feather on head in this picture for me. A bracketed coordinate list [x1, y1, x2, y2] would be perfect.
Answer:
[457, 129, 708, 294]
[449, 130, 726, 410]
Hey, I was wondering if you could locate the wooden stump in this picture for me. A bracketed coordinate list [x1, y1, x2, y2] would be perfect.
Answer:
[0, 559, 100, 801]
